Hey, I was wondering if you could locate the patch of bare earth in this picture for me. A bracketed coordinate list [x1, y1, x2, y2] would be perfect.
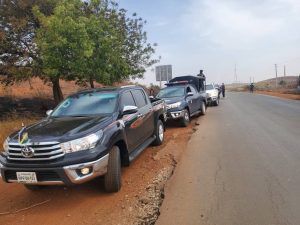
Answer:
[255, 90, 300, 100]
[0, 118, 201, 225]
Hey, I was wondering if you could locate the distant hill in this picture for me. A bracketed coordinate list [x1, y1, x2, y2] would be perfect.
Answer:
[256, 76, 299, 90]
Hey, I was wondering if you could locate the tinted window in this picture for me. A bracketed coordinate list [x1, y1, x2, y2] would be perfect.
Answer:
[120, 91, 136, 109]
[52, 92, 118, 116]
[205, 84, 214, 90]
[132, 90, 147, 108]
[157, 86, 185, 98]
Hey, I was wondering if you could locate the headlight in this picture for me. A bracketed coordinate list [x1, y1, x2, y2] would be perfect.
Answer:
[167, 102, 181, 109]
[3, 138, 9, 153]
[60, 130, 103, 154]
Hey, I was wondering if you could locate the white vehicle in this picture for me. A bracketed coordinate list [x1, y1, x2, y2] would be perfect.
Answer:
[205, 83, 219, 106]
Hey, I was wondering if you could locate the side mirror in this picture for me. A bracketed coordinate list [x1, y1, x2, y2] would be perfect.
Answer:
[122, 105, 138, 115]
[46, 110, 53, 116]
[187, 92, 193, 97]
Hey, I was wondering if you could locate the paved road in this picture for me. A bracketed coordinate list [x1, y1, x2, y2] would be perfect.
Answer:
[157, 93, 300, 225]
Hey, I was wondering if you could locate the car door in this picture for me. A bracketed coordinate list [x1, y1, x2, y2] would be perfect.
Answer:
[186, 86, 196, 113]
[131, 89, 155, 143]
[119, 91, 143, 151]
[190, 85, 201, 111]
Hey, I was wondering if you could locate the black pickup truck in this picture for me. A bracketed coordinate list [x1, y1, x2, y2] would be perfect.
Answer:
[156, 75, 208, 126]
[0, 86, 166, 192]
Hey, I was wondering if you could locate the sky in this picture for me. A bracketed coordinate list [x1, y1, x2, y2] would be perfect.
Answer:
[118, 0, 300, 85]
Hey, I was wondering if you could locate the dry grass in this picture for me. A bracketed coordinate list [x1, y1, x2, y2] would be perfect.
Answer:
[0, 77, 134, 100]
[0, 115, 40, 149]
[0, 78, 90, 99]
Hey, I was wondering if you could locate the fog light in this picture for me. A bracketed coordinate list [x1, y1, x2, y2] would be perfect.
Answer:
[81, 168, 90, 175]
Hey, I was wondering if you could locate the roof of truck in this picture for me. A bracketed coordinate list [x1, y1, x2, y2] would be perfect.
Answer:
[74, 85, 144, 95]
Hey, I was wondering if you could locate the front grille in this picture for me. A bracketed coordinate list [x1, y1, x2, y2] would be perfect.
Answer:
[5, 170, 61, 181]
[7, 142, 65, 161]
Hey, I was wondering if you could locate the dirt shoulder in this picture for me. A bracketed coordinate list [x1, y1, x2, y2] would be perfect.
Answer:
[254, 90, 300, 100]
[0, 118, 201, 225]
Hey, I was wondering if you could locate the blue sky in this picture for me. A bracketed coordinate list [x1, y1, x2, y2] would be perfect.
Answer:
[118, 0, 300, 85]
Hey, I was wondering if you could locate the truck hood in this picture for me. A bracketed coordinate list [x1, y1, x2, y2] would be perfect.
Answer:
[206, 89, 218, 97]
[162, 97, 185, 105]
[9, 115, 112, 143]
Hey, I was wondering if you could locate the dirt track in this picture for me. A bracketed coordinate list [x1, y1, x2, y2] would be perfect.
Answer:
[0, 120, 199, 225]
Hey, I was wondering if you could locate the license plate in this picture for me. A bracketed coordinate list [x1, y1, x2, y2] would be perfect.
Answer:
[16, 172, 37, 183]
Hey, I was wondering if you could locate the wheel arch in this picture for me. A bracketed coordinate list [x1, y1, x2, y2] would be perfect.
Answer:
[113, 140, 129, 167]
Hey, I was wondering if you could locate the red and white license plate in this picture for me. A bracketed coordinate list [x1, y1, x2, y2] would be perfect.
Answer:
[16, 172, 37, 183]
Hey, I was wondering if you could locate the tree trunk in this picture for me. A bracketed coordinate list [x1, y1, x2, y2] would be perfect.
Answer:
[28, 78, 33, 89]
[89, 77, 94, 88]
[51, 78, 63, 105]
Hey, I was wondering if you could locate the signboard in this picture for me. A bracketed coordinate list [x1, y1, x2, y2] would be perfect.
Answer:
[155, 65, 172, 82]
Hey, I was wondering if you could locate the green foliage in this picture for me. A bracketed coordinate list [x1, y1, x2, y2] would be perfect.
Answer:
[34, 0, 159, 87]
[2, 0, 158, 103]
[33, 0, 94, 81]
[279, 80, 286, 86]
[0, 0, 58, 85]
[78, 1, 159, 86]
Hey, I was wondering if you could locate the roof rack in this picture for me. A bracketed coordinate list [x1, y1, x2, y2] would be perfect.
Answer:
[165, 80, 189, 86]
[120, 85, 136, 88]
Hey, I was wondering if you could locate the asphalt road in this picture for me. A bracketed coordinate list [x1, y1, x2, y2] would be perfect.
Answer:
[156, 92, 300, 225]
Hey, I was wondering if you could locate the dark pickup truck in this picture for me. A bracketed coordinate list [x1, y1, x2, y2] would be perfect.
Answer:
[156, 75, 208, 127]
[0, 86, 166, 192]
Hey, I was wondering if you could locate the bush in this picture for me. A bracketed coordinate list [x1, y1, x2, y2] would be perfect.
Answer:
[279, 80, 286, 86]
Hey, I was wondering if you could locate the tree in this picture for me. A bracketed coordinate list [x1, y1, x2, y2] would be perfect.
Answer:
[78, 1, 159, 88]
[33, 0, 158, 103]
[33, 0, 94, 103]
[0, 0, 57, 85]
[102, 3, 159, 84]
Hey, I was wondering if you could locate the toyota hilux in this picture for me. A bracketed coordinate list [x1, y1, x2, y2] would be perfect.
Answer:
[156, 76, 207, 127]
[0, 86, 166, 192]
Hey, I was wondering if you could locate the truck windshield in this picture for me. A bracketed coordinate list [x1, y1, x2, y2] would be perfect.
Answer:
[157, 86, 185, 98]
[51, 92, 118, 117]
[205, 84, 214, 90]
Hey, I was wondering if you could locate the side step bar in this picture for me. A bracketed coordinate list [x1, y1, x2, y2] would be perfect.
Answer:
[129, 136, 156, 162]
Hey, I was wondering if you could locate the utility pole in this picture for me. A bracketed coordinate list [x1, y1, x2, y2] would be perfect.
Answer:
[275, 64, 278, 88]
[284, 65, 286, 77]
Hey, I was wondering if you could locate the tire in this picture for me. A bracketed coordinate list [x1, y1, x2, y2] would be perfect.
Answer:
[200, 101, 206, 115]
[152, 120, 164, 146]
[104, 146, 121, 193]
[214, 98, 219, 106]
[180, 109, 190, 127]
[24, 184, 43, 191]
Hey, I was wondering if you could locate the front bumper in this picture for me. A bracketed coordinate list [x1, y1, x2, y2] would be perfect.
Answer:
[167, 110, 185, 120]
[208, 96, 218, 102]
[0, 154, 109, 185]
